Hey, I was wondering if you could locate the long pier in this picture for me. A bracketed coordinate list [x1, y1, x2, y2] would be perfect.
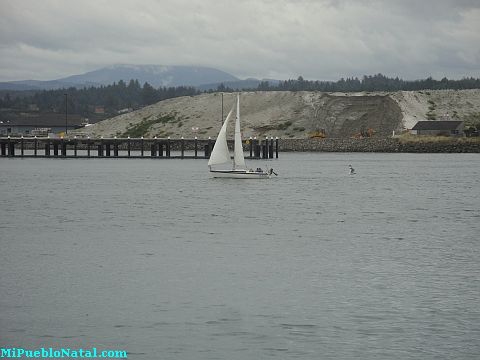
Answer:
[0, 136, 279, 159]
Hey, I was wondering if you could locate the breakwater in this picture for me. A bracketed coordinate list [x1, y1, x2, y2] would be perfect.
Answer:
[279, 138, 480, 153]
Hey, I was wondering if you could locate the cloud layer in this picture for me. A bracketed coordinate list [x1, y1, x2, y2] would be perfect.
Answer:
[1, 0, 479, 81]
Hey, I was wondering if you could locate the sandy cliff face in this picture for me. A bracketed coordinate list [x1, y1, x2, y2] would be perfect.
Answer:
[74, 90, 480, 138]
[298, 93, 402, 137]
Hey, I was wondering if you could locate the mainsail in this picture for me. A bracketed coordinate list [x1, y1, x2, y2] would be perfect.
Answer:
[233, 95, 246, 169]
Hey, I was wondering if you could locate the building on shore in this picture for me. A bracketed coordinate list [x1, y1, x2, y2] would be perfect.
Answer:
[410, 121, 464, 137]
[0, 112, 84, 136]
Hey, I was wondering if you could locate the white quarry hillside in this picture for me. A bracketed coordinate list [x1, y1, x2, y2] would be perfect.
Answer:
[74, 90, 480, 139]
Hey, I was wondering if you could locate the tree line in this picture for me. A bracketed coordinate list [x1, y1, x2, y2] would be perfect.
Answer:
[256, 74, 480, 92]
[0, 79, 200, 116]
[1, 74, 479, 116]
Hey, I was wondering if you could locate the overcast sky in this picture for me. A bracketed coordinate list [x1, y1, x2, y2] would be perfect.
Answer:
[0, 0, 479, 81]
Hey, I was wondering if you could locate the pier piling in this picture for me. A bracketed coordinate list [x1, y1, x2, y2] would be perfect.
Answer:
[8, 139, 15, 157]
[262, 137, 267, 159]
[253, 138, 260, 158]
[61, 140, 67, 157]
[207, 137, 212, 158]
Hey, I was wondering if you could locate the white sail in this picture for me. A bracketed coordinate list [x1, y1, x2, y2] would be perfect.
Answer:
[207, 107, 234, 167]
[233, 94, 246, 169]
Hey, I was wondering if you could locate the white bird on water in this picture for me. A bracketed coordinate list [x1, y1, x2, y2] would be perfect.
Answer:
[349, 165, 355, 175]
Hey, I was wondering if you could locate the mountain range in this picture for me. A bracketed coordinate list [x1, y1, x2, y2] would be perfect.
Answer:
[0, 64, 275, 91]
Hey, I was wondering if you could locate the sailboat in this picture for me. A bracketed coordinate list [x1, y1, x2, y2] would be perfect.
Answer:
[208, 94, 275, 179]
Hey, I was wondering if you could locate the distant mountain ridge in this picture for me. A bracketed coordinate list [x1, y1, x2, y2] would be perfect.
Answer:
[0, 64, 240, 91]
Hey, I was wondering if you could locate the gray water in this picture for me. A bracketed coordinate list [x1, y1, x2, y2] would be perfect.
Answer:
[1, 153, 479, 359]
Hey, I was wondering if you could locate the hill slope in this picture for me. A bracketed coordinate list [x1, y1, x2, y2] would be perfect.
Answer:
[73, 90, 480, 139]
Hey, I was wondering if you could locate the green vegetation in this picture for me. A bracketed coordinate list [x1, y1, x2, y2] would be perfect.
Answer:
[0, 80, 199, 118]
[120, 114, 177, 138]
[426, 99, 437, 120]
[464, 112, 480, 128]
[277, 121, 292, 130]
[255, 74, 480, 92]
[253, 120, 292, 134]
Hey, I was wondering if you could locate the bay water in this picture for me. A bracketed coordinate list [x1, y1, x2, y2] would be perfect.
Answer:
[1, 153, 479, 359]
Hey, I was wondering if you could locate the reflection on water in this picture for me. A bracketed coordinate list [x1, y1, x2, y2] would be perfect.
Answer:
[1, 153, 479, 359]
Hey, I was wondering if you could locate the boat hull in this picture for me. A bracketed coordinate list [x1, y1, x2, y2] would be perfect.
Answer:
[210, 169, 270, 179]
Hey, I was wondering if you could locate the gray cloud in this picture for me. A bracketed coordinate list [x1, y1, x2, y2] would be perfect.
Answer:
[0, 0, 479, 81]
